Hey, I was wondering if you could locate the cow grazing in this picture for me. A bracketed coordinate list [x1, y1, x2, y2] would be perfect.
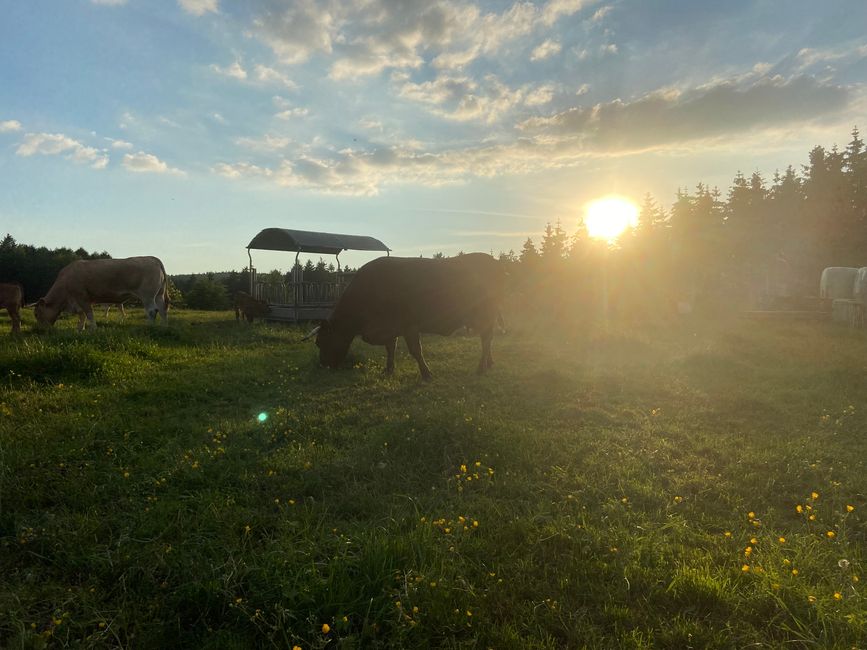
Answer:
[0, 282, 24, 333]
[307, 253, 506, 380]
[35, 256, 169, 331]
[235, 291, 270, 323]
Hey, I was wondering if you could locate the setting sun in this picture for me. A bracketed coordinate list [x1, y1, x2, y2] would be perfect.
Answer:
[584, 197, 639, 242]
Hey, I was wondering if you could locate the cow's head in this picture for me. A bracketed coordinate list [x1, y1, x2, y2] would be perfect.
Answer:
[34, 298, 61, 328]
[312, 320, 352, 369]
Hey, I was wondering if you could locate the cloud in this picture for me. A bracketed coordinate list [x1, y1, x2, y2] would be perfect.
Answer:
[517, 74, 850, 153]
[213, 162, 273, 179]
[250, 0, 598, 76]
[235, 133, 292, 151]
[211, 61, 247, 80]
[253, 64, 297, 89]
[178, 0, 218, 17]
[589, 5, 612, 22]
[252, 0, 336, 65]
[16, 132, 108, 169]
[105, 137, 133, 149]
[0, 120, 23, 133]
[396, 73, 557, 122]
[275, 107, 309, 120]
[525, 84, 556, 106]
[210, 112, 227, 124]
[122, 151, 184, 175]
[530, 39, 562, 62]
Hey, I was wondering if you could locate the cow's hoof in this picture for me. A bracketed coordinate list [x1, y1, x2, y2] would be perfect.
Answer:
[421, 372, 434, 382]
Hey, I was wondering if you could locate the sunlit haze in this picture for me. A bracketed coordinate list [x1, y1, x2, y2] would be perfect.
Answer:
[1, 2, 866, 272]
[584, 197, 639, 243]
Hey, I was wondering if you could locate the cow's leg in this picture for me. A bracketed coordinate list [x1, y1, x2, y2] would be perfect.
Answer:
[153, 294, 168, 324]
[384, 337, 397, 375]
[80, 305, 96, 332]
[119, 303, 126, 319]
[478, 326, 494, 374]
[103, 304, 111, 318]
[404, 331, 433, 381]
[9, 308, 20, 333]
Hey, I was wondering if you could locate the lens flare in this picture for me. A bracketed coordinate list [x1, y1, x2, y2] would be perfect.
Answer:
[257, 412, 268, 423]
[584, 196, 639, 242]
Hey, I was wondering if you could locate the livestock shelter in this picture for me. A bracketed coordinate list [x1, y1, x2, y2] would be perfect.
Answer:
[246, 228, 390, 322]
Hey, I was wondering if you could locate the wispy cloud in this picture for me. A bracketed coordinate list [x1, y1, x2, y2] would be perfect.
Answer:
[211, 61, 247, 80]
[16, 132, 108, 169]
[531, 39, 562, 62]
[518, 74, 850, 153]
[0, 120, 23, 133]
[122, 151, 184, 175]
[178, 0, 218, 17]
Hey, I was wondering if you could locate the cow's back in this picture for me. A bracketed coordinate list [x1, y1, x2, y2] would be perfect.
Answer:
[54, 257, 165, 302]
[334, 254, 504, 335]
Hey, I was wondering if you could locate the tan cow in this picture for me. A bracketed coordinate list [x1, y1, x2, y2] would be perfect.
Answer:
[235, 290, 269, 323]
[35, 256, 169, 331]
[0, 282, 23, 333]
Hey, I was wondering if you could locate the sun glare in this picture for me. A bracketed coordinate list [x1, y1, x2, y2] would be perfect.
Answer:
[584, 196, 639, 242]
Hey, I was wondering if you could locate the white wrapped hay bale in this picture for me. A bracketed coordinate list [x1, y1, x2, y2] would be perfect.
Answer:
[820, 267, 859, 299]
[853, 267, 867, 303]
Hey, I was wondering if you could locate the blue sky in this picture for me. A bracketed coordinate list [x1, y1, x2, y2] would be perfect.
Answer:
[1, 0, 866, 273]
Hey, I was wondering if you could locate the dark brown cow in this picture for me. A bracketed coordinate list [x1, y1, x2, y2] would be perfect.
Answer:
[35, 256, 169, 331]
[0, 282, 23, 333]
[308, 253, 506, 379]
[235, 291, 269, 323]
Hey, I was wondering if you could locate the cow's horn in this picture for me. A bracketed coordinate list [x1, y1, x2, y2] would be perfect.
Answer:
[24, 302, 38, 308]
[301, 325, 321, 341]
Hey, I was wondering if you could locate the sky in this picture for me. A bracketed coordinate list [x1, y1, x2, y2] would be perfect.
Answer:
[1, 0, 866, 274]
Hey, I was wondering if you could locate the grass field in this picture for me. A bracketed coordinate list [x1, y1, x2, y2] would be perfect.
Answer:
[1, 309, 865, 649]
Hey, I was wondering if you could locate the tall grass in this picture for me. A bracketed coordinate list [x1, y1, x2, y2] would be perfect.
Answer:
[1, 309, 865, 648]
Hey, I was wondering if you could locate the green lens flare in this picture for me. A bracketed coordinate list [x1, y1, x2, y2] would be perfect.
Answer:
[257, 412, 268, 423]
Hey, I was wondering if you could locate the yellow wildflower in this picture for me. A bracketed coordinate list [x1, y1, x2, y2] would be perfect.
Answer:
[827, 530, 836, 539]
[808, 595, 816, 604]
[796, 504, 803, 513]
[321, 623, 330, 634]
[741, 564, 750, 572]
[778, 537, 786, 544]
[792, 569, 799, 576]
[846, 505, 855, 512]
[834, 592, 842, 601]
[748, 511, 755, 519]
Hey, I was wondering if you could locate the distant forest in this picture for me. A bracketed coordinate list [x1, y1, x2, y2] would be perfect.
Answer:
[2, 127, 865, 315]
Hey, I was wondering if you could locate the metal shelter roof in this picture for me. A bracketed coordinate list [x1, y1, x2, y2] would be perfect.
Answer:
[247, 228, 390, 256]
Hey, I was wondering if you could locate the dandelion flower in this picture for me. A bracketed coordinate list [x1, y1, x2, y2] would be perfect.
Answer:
[811, 492, 819, 500]
[834, 592, 843, 601]
[792, 569, 799, 576]
[827, 530, 836, 539]
[846, 505, 855, 512]
[783, 558, 791, 566]
[750, 537, 758, 544]
[778, 537, 786, 544]
[748, 511, 755, 519]
[293, 646, 302, 650]
[796, 505, 803, 513]
[741, 564, 750, 572]
[724, 531, 732, 538]
[674, 496, 683, 503]
[321, 623, 330, 634]
[808, 595, 816, 604]
[809, 514, 816, 521]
